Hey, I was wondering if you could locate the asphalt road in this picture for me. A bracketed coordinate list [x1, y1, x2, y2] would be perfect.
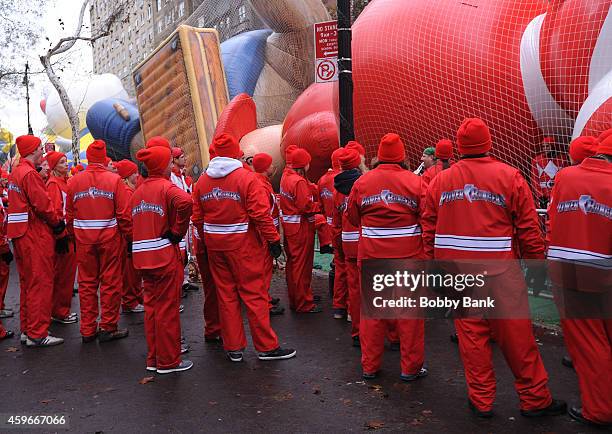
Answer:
[0, 267, 599, 433]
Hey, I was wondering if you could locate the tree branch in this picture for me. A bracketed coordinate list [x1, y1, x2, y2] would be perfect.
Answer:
[47, 0, 90, 56]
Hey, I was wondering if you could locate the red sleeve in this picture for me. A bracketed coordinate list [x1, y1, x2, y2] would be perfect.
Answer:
[115, 180, 133, 242]
[46, 181, 64, 217]
[294, 179, 320, 214]
[421, 176, 440, 260]
[65, 179, 75, 237]
[511, 172, 545, 259]
[191, 182, 204, 238]
[22, 171, 59, 227]
[167, 184, 193, 238]
[346, 181, 361, 228]
[245, 174, 280, 244]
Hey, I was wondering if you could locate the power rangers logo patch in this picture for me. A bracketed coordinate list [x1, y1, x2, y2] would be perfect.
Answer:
[7, 183, 21, 194]
[279, 188, 295, 201]
[339, 196, 349, 213]
[361, 189, 417, 209]
[73, 187, 114, 202]
[132, 200, 164, 217]
[439, 184, 506, 208]
[320, 188, 333, 199]
[200, 187, 241, 202]
[557, 195, 612, 219]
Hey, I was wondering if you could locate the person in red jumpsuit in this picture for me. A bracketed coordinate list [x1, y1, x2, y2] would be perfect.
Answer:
[531, 136, 570, 209]
[66, 140, 132, 343]
[333, 148, 363, 345]
[46, 151, 78, 325]
[422, 139, 454, 187]
[0, 189, 12, 320]
[280, 147, 322, 313]
[347, 134, 427, 380]
[193, 133, 296, 362]
[114, 159, 145, 314]
[547, 134, 612, 427]
[131, 144, 194, 374]
[8, 135, 65, 347]
[321, 149, 348, 319]
[252, 152, 285, 316]
[422, 118, 566, 418]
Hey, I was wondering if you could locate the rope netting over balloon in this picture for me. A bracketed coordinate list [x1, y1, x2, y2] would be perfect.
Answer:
[352, 0, 612, 184]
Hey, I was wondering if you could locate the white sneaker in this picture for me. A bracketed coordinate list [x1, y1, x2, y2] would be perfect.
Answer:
[157, 360, 193, 374]
[26, 335, 64, 347]
[20, 332, 27, 344]
[347, 314, 352, 323]
[146, 366, 157, 372]
[52, 313, 79, 324]
[123, 304, 145, 314]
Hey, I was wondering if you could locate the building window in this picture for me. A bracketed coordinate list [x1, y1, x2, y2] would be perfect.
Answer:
[225, 17, 230, 29]
[156, 0, 161, 11]
[239, 5, 246, 23]
[178, 1, 185, 17]
[158, 20, 163, 33]
[147, 4, 152, 19]
[148, 30, 153, 42]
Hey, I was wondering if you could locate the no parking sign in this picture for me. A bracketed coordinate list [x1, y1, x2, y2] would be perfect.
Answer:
[314, 21, 338, 83]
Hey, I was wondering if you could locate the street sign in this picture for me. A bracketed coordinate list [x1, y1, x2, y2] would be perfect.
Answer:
[314, 20, 338, 83]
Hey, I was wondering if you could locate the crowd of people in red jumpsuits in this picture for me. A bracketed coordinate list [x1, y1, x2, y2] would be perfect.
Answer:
[0, 117, 609, 426]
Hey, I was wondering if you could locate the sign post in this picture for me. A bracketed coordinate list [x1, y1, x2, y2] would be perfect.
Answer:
[314, 21, 339, 84]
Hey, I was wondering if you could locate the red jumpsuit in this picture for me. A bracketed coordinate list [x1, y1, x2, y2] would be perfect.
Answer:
[193, 159, 280, 352]
[7, 159, 61, 339]
[530, 152, 569, 207]
[421, 160, 453, 187]
[316, 170, 336, 249]
[324, 172, 348, 309]
[280, 168, 320, 312]
[422, 156, 553, 412]
[119, 184, 143, 310]
[131, 176, 192, 370]
[47, 174, 77, 320]
[347, 164, 425, 375]
[333, 190, 359, 334]
[547, 158, 612, 425]
[193, 230, 221, 339]
[66, 164, 132, 338]
[0, 202, 9, 313]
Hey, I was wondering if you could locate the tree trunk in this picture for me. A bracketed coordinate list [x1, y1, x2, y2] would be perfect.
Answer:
[40, 55, 81, 163]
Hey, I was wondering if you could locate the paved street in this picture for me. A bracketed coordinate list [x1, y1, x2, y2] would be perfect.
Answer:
[0, 267, 599, 433]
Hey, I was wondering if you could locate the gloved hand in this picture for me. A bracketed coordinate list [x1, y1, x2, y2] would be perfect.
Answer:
[162, 231, 183, 245]
[1, 250, 13, 264]
[52, 220, 66, 235]
[269, 241, 282, 259]
[55, 237, 70, 255]
[126, 241, 133, 258]
[526, 262, 548, 296]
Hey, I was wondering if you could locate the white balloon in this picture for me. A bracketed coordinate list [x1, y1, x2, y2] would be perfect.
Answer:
[45, 74, 128, 139]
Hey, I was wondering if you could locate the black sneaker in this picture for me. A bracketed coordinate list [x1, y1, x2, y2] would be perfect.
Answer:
[204, 335, 222, 344]
[400, 366, 428, 382]
[270, 305, 285, 316]
[82, 333, 97, 343]
[258, 347, 296, 361]
[304, 305, 322, 313]
[520, 399, 567, 418]
[0, 330, 14, 340]
[157, 360, 193, 374]
[270, 297, 280, 306]
[389, 341, 400, 351]
[568, 406, 611, 427]
[228, 351, 243, 362]
[0, 309, 14, 319]
[319, 244, 334, 254]
[352, 336, 361, 347]
[362, 371, 377, 380]
[468, 400, 494, 418]
[98, 328, 129, 343]
[561, 355, 574, 369]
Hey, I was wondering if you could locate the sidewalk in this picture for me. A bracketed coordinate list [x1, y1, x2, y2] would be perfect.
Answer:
[0, 268, 598, 433]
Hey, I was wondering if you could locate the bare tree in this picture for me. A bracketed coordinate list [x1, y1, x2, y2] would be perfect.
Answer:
[39, 0, 128, 161]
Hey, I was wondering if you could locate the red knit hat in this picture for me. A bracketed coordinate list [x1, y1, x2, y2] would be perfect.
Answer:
[339, 148, 361, 170]
[330, 148, 343, 170]
[346, 141, 365, 156]
[172, 147, 184, 158]
[285, 145, 298, 165]
[146, 136, 171, 149]
[569, 136, 598, 163]
[136, 146, 171, 176]
[114, 159, 138, 179]
[377, 133, 405, 163]
[456, 118, 492, 155]
[290, 149, 312, 169]
[597, 128, 612, 143]
[86, 140, 108, 164]
[212, 133, 240, 158]
[597, 132, 612, 156]
[16, 135, 41, 157]
[252, 153, 273, 173]
[46, 151, 66, 170]
[435, 139, 453, 159]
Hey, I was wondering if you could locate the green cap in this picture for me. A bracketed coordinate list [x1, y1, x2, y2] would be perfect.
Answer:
[423, 147, 435, 156]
